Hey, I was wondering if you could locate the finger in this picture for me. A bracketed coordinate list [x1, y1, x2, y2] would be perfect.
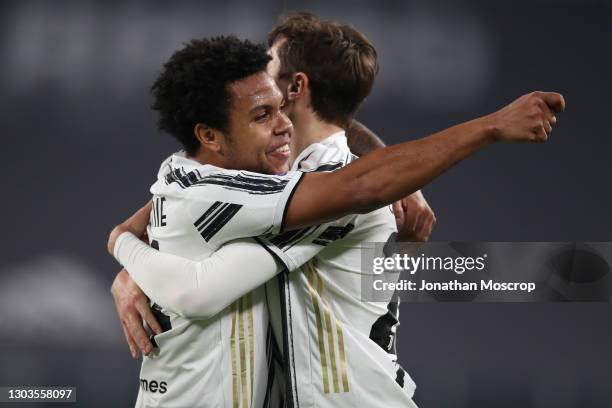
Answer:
[121, 323, 139, 359]
[412, 211, 429, 242]
[392, 201, 405, 228]
[421, 214, 436, 241]
[540, 102, 556, 123]
[540, 92, 565, 113]
[403, 199, 420, 232]
[411, 209, 423, 235]
[535, 125, 548, 142]
[413, 207, 429, 242]
[544, 120, 553, 135]
[125, 313, 154, 356]
[395, 210, 418, 242]
[136, 302, 163, 335]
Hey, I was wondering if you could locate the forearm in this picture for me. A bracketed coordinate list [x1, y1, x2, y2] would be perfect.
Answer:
[108, 200, 152, 255]
[346, 120, 386, 156]
[113, 232, 282, 319]
[346, 118, 492, 212]
[286, 117, 492, 230]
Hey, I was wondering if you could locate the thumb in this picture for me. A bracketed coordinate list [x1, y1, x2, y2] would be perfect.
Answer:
[541, 92, 566, 113]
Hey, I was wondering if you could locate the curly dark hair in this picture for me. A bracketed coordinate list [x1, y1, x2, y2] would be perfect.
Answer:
[268, 13, 378, 128]
[151, 36, 271, 155]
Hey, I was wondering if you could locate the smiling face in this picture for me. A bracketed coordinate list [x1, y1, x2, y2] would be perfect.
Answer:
[222, 71, 292, 175]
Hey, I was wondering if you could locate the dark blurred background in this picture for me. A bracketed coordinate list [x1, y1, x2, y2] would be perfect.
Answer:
[1, 0, 610, 406]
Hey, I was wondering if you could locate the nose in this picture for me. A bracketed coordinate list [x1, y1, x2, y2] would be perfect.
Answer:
[275, 110, 293, 137]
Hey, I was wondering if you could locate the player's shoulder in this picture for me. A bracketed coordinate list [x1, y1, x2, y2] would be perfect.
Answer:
[185, 168, 299, 197]
[152, 151, 298, 199]
[294, 131, 356, 173]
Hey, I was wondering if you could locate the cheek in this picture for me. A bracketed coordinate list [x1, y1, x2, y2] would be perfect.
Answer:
[250, 127, 272, 150]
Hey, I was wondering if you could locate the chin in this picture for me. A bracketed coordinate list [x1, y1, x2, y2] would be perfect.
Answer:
[259, 156, 290, 175]
[272, 163, 290, 175]
[264, 160, 290, 175]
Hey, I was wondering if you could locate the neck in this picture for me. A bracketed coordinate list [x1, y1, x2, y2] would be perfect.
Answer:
[290, 110, 344, 163]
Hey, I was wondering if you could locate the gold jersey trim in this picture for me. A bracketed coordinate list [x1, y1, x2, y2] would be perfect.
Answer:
[306, 262, 349, 394]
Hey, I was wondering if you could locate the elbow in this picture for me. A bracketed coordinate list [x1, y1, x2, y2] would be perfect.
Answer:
[107, 224, 127, 256]
[171, 293, 220, 320]
[171, 296, 205, 319]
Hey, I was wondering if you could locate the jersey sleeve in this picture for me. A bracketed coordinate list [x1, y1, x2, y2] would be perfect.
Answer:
[182, 170, 304, 245]
[254, 216, 357, 272]
[256, 203, 396, 272]
[113, 232, 283, 319]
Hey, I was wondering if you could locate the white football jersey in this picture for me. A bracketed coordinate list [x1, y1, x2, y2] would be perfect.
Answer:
[259, 132, 418, 408]
[136, 151, 303, 408]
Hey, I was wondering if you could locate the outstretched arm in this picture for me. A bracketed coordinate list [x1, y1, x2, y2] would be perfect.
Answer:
[284, 91, 564, 231]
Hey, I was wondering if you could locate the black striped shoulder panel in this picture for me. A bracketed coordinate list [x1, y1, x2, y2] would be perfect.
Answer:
[166, 168, 290, 195]
[298, 150, 353, 173]
[192, 172, 290, 195]
[164, 166, 199, 188]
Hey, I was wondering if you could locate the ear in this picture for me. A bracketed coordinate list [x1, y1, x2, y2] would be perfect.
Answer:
[194, 123, 224, 153]
[286, 72, 309, 102]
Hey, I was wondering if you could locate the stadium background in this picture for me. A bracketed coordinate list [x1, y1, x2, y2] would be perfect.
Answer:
[1, 0, 611, 406]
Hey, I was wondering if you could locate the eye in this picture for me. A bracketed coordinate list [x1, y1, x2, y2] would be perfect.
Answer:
[255, 112, 270, 122]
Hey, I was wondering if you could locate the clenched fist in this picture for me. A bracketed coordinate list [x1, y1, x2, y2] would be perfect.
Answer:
[485, 91, 566, 143]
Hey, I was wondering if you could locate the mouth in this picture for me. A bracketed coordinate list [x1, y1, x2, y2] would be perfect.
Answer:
[266, 143, 291, 170]
[272, 143, 290, 154]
